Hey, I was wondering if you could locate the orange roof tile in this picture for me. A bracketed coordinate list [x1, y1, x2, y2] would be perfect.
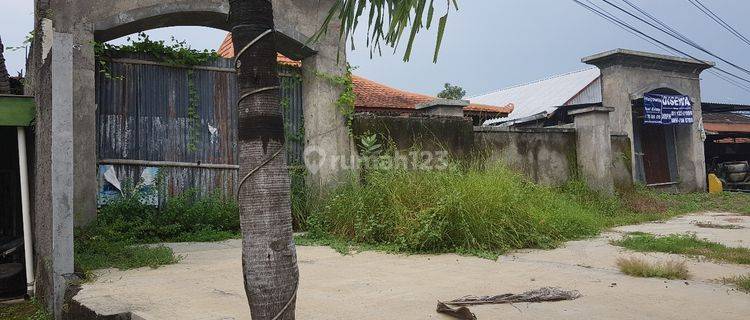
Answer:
[218, 33, 301, 67]
[352, 75, 433, 110]
[219, 33, 512, 115]
[352, 76, 513, 114]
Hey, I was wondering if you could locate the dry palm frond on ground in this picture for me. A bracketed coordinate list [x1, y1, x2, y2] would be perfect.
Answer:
[694, 222, 743, 229]
[437, 287, 582, 319]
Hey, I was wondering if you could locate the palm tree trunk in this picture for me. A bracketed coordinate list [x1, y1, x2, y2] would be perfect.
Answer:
[0, 37, 11, 94]
[228, 0, 298, 319]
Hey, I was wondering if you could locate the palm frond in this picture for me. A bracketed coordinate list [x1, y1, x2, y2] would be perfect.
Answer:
[313, 0, 459, 62]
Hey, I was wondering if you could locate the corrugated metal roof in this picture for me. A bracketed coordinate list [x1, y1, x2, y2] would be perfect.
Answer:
[471, 68, 601, 124]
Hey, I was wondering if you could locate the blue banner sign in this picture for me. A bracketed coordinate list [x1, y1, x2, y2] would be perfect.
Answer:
[643, 93, 694, 125]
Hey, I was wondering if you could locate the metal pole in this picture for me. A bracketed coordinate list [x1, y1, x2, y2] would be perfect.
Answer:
[17, 126, 34, 295]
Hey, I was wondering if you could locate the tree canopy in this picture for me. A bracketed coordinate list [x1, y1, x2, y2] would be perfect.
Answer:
[437, 82, 466, 100]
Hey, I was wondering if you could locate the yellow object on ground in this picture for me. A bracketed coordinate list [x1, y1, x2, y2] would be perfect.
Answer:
[708, 173, 723, 193]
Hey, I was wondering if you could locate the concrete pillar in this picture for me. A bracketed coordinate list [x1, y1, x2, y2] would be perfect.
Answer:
[301, 30, 353, 187]
[50, 31, 76, 318]
[570, 106, 615, 194]
[72, 25, 98, 226]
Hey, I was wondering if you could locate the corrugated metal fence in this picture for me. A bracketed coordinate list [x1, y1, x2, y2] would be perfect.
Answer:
[95, 53, 304, 203]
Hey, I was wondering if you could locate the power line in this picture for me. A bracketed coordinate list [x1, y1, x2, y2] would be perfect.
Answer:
[613, 0, 750, 93]
[600, 0, 750, 78]
[571, 0, 750, 93]
[688, 0, 750, 47]
[576, 0, 750, 84]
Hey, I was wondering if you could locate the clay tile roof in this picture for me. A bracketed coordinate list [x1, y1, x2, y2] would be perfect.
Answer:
[219, 33, 512, 115]
[352, 75, 433, 110]
[218, 33, 301, 67]
[352, 76, 513, 114]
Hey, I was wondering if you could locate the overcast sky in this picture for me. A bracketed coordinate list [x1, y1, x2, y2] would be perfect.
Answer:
[2, 0, 749, 103]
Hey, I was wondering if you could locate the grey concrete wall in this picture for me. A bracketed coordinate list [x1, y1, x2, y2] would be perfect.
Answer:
[611, 135, 634, 191]
[584, 49, 712, 192]
[474, 127, 577, 186]
[350, 113, 633, 192]
[352, 114, 475, 158]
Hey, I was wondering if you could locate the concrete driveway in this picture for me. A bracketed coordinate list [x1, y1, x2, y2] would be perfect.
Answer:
[74, 212, 750, 319]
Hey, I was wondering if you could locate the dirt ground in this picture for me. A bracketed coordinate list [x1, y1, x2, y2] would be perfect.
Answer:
[75, 212, 750, 319]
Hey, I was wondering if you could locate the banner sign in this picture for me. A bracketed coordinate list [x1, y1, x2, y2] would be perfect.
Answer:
[643, 93, 694, 125]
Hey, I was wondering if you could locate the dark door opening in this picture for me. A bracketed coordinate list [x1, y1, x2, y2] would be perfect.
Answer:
[640, 124, 672, 184]
[0, 126, 25, 300]
[632, 95, 679, 186]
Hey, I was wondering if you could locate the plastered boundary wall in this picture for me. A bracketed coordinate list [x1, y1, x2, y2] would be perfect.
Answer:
[352, 114, 633, 188]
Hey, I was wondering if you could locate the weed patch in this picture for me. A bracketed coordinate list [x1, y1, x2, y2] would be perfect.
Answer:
[75, 189, 239, 275]
[304, 165, 677, 257]
[720, 274, 750, 293]
[616, 257, 689, 280]
[613, 233, 750, 265]
[0, 299, 52, 320]
[658, 192, 750, 215]
[302, 163, 750, 258]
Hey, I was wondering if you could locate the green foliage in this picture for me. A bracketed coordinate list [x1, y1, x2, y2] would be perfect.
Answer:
[437, 82, 466, 100]
[614, 233, 750, 265]
[315, 0, 459, 62]
[358, 132, 383, 158]
[75, 189, 240, 274]
[0, 299, 52, 320]
[94, 32, 219, 66]
[93, 32, 220, 80]
[316, 65, 356, 134]
[616, 257, 690, 280]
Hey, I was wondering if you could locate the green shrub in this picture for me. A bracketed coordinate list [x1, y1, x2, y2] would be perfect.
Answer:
[90, 188, 240, 243]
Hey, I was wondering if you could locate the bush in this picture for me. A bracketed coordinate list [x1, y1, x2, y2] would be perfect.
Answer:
[89, 188, 240, 243]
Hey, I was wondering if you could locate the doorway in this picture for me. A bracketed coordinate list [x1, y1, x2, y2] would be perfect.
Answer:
[632, 91, 680, 186]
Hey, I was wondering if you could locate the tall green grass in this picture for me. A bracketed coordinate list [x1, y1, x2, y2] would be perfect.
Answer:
[304, 164, 679, 257]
